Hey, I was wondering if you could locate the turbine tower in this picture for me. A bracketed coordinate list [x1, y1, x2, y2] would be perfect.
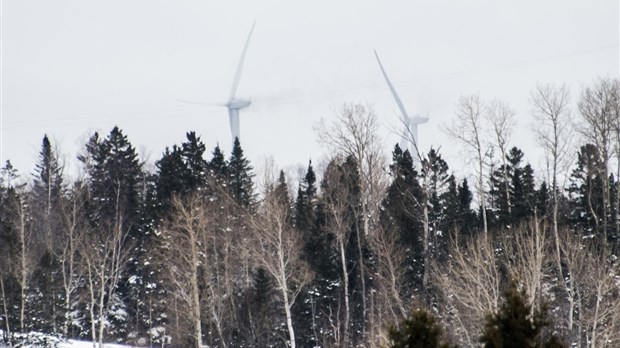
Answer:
[374, 50, 428, 162]
[178, 22, 255, 145]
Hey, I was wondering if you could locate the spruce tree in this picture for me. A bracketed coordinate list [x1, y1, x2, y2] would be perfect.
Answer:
[207, 145, 228, 190]
[388, 308, 455, 348]
[480, 281, 564, 348]
[180, 132, 208, 193]
[382, 145, 424, 286]
[79, 127, 144, 340]
[567, 144, 606, 236]
[29, 135, 65, 333]
[420, 148, 451, 259]
[155, 145, 187, 215]
[228, 138, 255, 207]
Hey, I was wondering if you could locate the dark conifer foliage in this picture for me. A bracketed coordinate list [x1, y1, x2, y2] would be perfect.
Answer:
[0, 161, 22, 339]
[420, 148, 452, 259]
[228, 137, 255, 207]
[31, 135, 64, 246]
[29, 135, 65, 333]
[155, 145, 187, 214]
[567, 144, 607, 236]
[442, 176, 477, 236]
[489, 147, 538, 228]
[388, 308, 455, 348]
[480, 281, 564, 348]
[80, 127, 143, 235]
[382, 145, 424, 286]
[206, 145, 228, 192]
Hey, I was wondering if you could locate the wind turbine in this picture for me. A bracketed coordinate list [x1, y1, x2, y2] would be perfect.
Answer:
[374, 50, 428, 162]
[179, 22, 255, 145]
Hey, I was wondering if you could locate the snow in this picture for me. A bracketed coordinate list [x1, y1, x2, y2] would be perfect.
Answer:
[58, 340, 137, 348]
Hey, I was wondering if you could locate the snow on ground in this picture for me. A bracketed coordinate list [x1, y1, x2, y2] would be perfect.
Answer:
[58, 341, 137, 348]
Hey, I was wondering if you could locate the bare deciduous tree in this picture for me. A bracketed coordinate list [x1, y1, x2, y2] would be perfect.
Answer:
[486, 99, 516, 217]
[59, 182, 88, 337]
[446, 95, 490, 236]
[80, 216, 132, 348]
[432, 230, 501, 347]
[158, 195, 208, 348]
[577, 78, 619, 238]
[249, 178, 313, 348]
[315, 103, 388, 334]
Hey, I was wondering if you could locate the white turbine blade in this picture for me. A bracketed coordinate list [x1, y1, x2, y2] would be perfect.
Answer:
[177, 99, 226, 107]
[374, 50, 409, 123]
[229, 22, 256, 101]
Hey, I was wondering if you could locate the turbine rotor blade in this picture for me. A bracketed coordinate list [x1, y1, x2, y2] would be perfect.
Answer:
[229, 22, 256, 101]
[177, 99, 226, 107]
[374, 50, 409, 123]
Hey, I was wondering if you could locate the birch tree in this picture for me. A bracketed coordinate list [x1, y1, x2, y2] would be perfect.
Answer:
[249, 174, 312, 348]
[315, 103, 388, 334]
[446, 95, 490, 236]
[486, 99, 516, 218]
[577, 78, 619, 240]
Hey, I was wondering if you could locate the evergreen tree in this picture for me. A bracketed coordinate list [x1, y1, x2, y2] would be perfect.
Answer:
[79, 127, 144, 340]
[29, 135, 65, 333]
[180, 132, 208, 193]
[228, 138, 255, 207]
[388, 308, 455, 348]
[382, 145, 424, 286]
[155, 145, 187, 215]
[567, 144, 606, 236]
[0, 161, 22, 341]
[489, 147, 537, 227]
[80, 127, 143, 235]
[207, 145, 228, 183]
[480, 281, 564, 348]
[420, 148, 451, 259]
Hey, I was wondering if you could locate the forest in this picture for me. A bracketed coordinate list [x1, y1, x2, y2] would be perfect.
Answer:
[1, 78, 620, 347]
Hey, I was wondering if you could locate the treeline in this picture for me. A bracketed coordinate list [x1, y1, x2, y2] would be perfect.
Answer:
[1, 78, 620, 347]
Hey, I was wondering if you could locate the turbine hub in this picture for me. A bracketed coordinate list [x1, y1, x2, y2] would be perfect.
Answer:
[227, 99, 251, 110]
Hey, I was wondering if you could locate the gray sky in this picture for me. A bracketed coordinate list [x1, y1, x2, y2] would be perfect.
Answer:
[1, 0, 618, 181]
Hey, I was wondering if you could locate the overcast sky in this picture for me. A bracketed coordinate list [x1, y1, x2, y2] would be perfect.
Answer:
[1, 0, 618, 182]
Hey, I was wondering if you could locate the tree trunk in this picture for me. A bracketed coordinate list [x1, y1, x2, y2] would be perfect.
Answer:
[1, 276, 13, 348]
[338, 238, 350, 347]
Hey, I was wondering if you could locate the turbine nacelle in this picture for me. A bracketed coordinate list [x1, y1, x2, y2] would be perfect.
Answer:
[410, 116, 429, 125]
[227, 99, 251, 110]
